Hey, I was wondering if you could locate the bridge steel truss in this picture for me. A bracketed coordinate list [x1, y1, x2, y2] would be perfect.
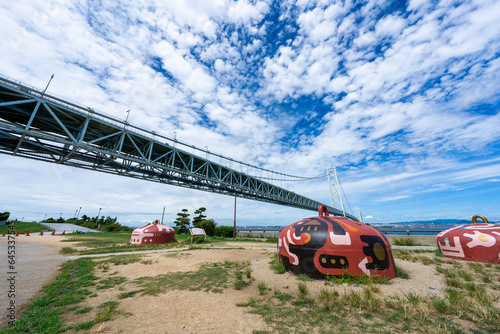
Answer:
[0, 76, 359, 221]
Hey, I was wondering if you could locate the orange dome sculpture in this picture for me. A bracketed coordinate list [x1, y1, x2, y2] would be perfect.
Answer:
[130, 219, 176, 245]
[437, 215, 500, 263]
[278, 205, 397, 279]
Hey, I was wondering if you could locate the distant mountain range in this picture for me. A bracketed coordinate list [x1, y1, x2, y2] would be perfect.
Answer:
[372, 219, 471, 226]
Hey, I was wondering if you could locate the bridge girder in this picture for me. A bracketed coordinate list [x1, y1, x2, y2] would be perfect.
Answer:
[0, 75, 359, 221]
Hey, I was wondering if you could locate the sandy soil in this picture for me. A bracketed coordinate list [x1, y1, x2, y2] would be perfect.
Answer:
[2, 236, 445, 333]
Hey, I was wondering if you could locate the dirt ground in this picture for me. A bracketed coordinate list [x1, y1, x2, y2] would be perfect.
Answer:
[1, 235, 444, 333]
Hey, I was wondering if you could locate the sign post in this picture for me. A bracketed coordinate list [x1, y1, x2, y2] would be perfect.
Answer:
[189, 228, 206, 244]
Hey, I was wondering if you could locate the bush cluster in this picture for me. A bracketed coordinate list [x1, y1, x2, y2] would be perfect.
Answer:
[214, 225, 234, 238]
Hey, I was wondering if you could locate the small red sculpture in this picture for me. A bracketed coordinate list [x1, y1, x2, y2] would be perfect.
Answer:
[278, 205, 397, 279]
[130, 219, 176, 245]
[437, 215, 500, 263]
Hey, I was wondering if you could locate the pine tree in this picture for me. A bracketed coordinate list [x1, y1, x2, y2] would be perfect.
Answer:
[192, 207, 207, 228]
[174, 209, 191, 233]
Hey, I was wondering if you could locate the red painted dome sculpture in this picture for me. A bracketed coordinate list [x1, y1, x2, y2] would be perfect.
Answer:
[278, 205, 397, 279]
[130, 219, 176, 245]
[437, 215, 500, 263]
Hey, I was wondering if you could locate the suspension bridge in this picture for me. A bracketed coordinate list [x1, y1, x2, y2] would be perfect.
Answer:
[0, 74, 359, 221]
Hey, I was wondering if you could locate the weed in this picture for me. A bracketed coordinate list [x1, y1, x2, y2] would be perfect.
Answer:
[297, 282, 308, 299]
[61, 247, 77, 254]
[434, 249, 445, 257]
[73, 320, 95, 331]
[258, 282, 268, 295]
[97, 262, 110, 271]
[326, 271, 391, 285]
[393, 238, 421, 246]
[97, 276, 127, 290]
[431, 296, 450, 314]
[74, 306, 93, 314]
[118, 290, 139, 299]
[97, 254, 144, 266]
[297, 273, 313, 281]
[244, 267, 253, 279]
[318, 288, 338, 311]
[395, 265, 409, 279]
[234, 280, 249, 290]
[458, 269, 473, 282]
[236, 298, 258, 308]
[274, 290, 293, 301]
[141, 259, 153, 265]
[269, 256, 286, 274]
[481, 273, 493, 283]
[403, 291, 423, 305]
[445, 277, 463, 289]
[95, 301, 119, 323]
[236, 271, 243, 280]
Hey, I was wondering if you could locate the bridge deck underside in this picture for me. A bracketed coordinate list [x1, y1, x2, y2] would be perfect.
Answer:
[0, 77, 359, 221]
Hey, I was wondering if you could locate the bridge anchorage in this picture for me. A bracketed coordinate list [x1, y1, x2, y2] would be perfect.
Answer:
[0, 74, 359, 221]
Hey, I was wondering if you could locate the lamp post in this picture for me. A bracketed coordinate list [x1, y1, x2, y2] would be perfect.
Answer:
[76, 207, 82, 219]
[42, 74, 54, 95]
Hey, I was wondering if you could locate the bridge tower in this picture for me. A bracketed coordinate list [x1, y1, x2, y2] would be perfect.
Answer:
[327, 167, 346, 217]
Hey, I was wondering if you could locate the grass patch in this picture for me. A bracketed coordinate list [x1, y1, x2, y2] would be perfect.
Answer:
[60, 247, 77, 254]
[297, 273, 313, 281]
[96, 254, 145, 266]
[0, 221, 46, 233]
[95, 301, 120, 323]
[325, 271, 391, 285]
[61, 232, 189, 255]
[237, 249, 499, 334]
[269, 256, 286, 274]
[395, 265, 409, 279]
[393, 238, 422, 246]
[234, 279, 250, 290]
[133, 261, 251, 295]
[96, 276, 127, 290]
[258, 282, 268, 295]
[118, 290, 139, 299]
[2, 258, 98, 333]
[74, 306, 93, 314]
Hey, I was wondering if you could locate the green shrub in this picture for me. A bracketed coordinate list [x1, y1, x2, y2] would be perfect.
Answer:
[214, 226, 234, 238]
[198, 219, 217, 236]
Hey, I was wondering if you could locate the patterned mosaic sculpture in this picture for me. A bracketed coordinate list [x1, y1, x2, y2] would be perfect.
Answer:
[278, 205, 397, 279]
[437, 215, 500, 263]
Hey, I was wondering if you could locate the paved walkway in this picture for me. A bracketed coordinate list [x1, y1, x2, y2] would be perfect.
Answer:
[0, 239, 67, 327]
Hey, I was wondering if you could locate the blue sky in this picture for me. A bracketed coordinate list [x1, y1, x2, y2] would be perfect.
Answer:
[0, 0, 499, 227]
